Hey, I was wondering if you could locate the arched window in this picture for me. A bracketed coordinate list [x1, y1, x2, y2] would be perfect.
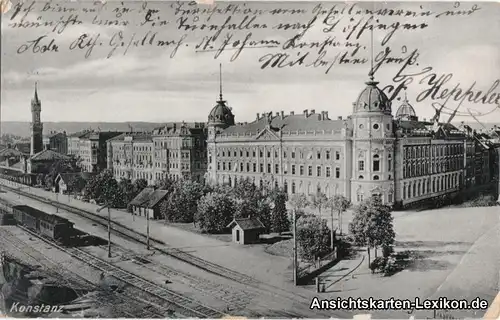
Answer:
[373, 155, 380, 172]
[358, 175, 364, 180]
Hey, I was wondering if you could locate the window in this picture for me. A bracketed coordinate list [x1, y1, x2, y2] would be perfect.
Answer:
[357, 194, 364, 202]
[275, 150, 278, 158]
[335, 167, 340, 178]
[240, 150, 243, 157]
[292, 151, 295, 159]
[267, 151, 271, 158]
[228, 162, 232, 171]
[234, 151, 237, 157]
[283, 151, 287, 158]
[223, 162, 226, 170]
[292, 182, 296, 194]
[292, 165, 296, 175]
[246, 163, 250, 172]
[253, 150, 256, 157]
[373, 155, 380, 171]
[358, 160, 365, 171]
[358, 175, 364, 179]
[253, 163, 256, 172]
[326, 167, 331, 177]
[267, 163, 271, 173]
[308, 166, 313, 176]
[373, 123, 379, 130]
[317, 166, 321, 177]
[326, 151, 331, 160]
[359, 124, 364, 129]
[246, 151, 250, 157]
[217, 162, 221, 170]
[240, 163, 244, 172]
[317, 152, 321, 160]
[300, 165, 304, 175]
[275, 164, 279, 174]
[373, 175, 379, 180]
[260, 163, 264, 173]
[260, 150, 263, 157]
[336, 151, 340, 160]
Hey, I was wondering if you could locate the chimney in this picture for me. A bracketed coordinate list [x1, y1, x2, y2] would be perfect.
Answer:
[275, 112, 279, 117]
[303, 109, 309, 118]
[280, 111, 285, 119]
[310, 109, 315, 115]
[323, 111, 329, 120]
[256, 113, 260, 120]
[338, 116, 342, 120]
[290, 111, 295, 116]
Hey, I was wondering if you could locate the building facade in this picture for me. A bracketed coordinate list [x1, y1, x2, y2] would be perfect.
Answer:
[71, 131, 122, 173]
[107, 132, 155, 185]
[151, 122, 207, 183]
[206, 76, 494, 208]
[30, 83, 43, 156]
[43, 131, 68, 155]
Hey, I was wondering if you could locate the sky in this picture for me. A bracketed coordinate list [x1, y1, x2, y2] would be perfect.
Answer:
[1, 0, 499, 124]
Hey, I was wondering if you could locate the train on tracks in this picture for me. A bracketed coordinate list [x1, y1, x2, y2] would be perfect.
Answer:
[0, 196, 75, 245]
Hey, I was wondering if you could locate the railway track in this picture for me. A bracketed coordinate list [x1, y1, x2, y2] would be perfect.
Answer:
[1, 182, 259, 286]
[0, 182, 326, 315]
[3, 225, 225, 318]
[0, 228, 165, 318]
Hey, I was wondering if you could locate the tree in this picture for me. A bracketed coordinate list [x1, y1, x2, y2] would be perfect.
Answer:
[44, 158, 81, 189]
[164, 180, 205, 223]
[118, 178, 137, 206]
[84, 170, 125, 208]
[348, 196, 395, 266]
[327, 195, 351, 236]
[36, 173, 44, 186]
[195, 192, 235, 233]
[231, 179, 272, 230]
[133, 178, 148, 192]
[289, 193, 309, 220]
[296, 215, 331, 264]
[68, 175, 87, 194]
[155, 177, 175, 192]
[270, 189, 290, 234]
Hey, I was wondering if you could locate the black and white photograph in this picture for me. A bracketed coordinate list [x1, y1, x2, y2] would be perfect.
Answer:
[0, 0, 499, 318]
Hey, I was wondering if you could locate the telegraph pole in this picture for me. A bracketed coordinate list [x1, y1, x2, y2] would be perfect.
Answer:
[292, 208, 298, 286]
[146, 209, 150, 250]
[107, 206, 111, 258]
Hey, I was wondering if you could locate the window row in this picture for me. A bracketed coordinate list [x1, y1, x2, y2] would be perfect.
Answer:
[403, 158, 463, 178]
[217, 148, 342, 160]
[358, 155, 392, 172]
[403, 173, 461, 200]
[404, 144, 464, 160]
[217, 162, 342, 178]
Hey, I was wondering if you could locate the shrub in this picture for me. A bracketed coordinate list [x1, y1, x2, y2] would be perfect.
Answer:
[370, 257, 387, 274]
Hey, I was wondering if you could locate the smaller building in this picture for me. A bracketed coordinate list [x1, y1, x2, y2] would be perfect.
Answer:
[227, 218, 266, 245]
[128, 187, 169, 219]
[26, 148, 71, 174]
[55, 172, 96, 195]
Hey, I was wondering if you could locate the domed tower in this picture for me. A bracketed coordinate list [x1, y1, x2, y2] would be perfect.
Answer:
[207, 64, 235, 185]
[350, 74, 395, 205]
[395, 92, 418, 121]
[207, 64, 235, 139]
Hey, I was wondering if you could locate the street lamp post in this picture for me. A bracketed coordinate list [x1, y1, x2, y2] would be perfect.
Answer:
[292, 208, 298, 286]
[97, 204, 112, 258]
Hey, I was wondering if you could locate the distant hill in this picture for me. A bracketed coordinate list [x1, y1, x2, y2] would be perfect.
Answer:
[0, 122, 164, 138]
[0, 121, 499, 138]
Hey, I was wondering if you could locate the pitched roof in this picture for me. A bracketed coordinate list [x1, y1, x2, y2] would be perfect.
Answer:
[0, 147, 23, 158]
[108, 132, 152, 142]
[221, 113, 345, 136]
[129, 187, 155, 206]
[55, 172, 96, 186]
[30, 149, 70, 161]
[128, 187, 169, 208]
[227, 218, 266, 230]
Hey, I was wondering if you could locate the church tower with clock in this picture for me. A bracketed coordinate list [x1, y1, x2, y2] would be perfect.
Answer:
[30, 82, 43, 156]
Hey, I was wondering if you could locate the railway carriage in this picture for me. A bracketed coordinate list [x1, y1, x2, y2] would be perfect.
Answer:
[11, 205, 75, 244]
[0, 198, 15, 225]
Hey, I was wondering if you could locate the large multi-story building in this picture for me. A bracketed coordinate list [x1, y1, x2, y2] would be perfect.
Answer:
[151, 122, 207, 183]
[206, 75, 493, 208]
[106, 123, 208, 185]
[71, 130, 122, 173]
[107, 132, 155, 185]
[43, 131, 68, 155]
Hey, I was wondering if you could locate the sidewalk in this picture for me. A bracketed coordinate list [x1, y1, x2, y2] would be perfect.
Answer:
[0, 180, 298, 290]
[320, 251, 367, 293]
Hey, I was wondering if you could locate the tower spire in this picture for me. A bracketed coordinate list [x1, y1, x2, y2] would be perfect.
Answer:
[218, 63, 223, 102]
[369, 24, 374, 81]
[34, 82, 39, 102]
